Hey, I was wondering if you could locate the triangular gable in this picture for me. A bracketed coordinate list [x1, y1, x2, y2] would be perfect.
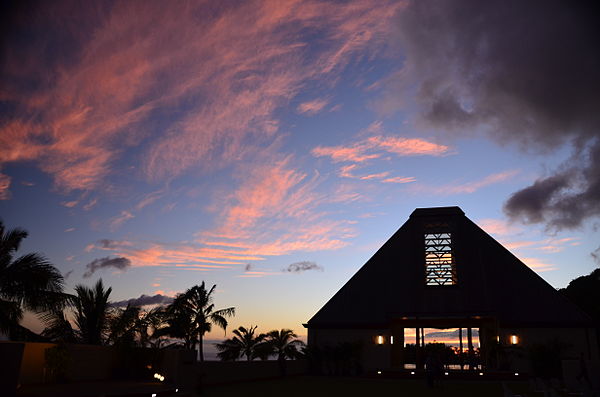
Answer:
[307, 207, 591, 328]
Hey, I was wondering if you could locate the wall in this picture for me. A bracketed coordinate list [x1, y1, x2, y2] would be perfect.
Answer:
[309, 328, 390, 372]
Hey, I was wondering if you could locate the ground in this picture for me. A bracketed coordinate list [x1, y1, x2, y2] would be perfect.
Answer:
[202, 376, 534, 397]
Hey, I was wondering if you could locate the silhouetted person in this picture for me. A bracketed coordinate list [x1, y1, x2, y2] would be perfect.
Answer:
[576, 353, 590, 387]
[425, 353, 443, 388]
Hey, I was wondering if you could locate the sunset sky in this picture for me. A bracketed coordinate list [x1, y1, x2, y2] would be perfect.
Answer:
[1, 1, 599, 342]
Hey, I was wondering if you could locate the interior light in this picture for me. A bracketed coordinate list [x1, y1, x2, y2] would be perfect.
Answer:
[376, 335, 384, 344]
[175, 389, 179, 393]
[479, 372, 483, 376]
[377, 370, 382, 374]
[410, 371, 415, 375]
[514, 372, 519, 376]
[390, 335, 394, 345]
[152, 394, 157, 397]
[510, 335, 518, 345]
[444, 372, 449, 376]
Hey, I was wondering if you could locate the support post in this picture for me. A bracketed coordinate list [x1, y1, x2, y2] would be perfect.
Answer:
[467, 327, 474, 370]
[459, 327, 464, 370]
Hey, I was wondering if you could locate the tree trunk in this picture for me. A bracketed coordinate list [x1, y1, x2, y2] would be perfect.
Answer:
[199, 334, 204, 362]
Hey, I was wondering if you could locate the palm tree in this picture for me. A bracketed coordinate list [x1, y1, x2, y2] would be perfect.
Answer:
[165, 282, 235, 361]
[40, 309, 77, 343]
[72, 279, 112, 345]
[263, 329, 305, 376]
[0, 220, 65, 339]
[215, 325, 266, 361]
[107, 304, 140, 346]
[264, 329, 305, 361]
[137, 306, 168, 348]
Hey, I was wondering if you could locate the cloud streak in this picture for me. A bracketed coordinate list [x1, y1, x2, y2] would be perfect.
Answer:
[409, 170, 518, 195]
[83, 256, 131, 278]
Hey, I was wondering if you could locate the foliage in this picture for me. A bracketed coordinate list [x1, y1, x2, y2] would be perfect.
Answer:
[0, 220, 65, 338]
[528, 339, 570, 379]
[263, 329, 305, 361]
[40, 309, 77, 343]
[216, 325, 266, 361]
[44, 344, 70, 382]
[560, 268, 600, 322]
[72, 279, 112, 345]
[107, 304, 141, 346]
[305, 341, 363, 376]
[165, 282, 235, 361]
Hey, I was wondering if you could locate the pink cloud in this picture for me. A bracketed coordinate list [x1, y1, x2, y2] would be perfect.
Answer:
[477, 218, 521, 236]
[410, 170, 519, 195]
[0, 173, 11, 200]
[109, 211, 135, 231]
[520, 257, 557, 272]
[382, 176, 416, 184]
[1, 1, 402, 192]
[313, 133, 449, 164]
[297, 98, 330, 115]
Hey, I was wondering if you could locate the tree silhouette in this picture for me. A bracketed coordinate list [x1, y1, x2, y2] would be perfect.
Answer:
[264, 329, 305, 360]
[166, 282, 235, 361]
[216, 325, 266, 361]
[0, 220, 65, 339]
[72, 279, 112, 345]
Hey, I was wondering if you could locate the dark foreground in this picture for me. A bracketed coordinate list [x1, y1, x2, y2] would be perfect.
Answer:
[16, 376, 534, 397]
[203, 376, 531, 397]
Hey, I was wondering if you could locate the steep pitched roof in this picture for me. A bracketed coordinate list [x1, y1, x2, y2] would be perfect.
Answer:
[306, 206, 592, 328]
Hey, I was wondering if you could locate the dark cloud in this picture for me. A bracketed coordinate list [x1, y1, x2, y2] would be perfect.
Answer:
[395, 0, 600, 229]
[111, 294, 173, 308]
[83, 256, 131, 278]
[282, 261, 323, 273]
[98, 239, 118, 249]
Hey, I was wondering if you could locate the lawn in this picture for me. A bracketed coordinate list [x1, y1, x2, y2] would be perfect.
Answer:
[202, 376, 533, 397]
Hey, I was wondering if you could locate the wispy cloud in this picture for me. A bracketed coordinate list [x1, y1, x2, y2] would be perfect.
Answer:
[297, 98, 330, 115]
[313, 134, 450, 163]
[520, 257, 557, 272]
[410, 170, 519, 195]
[0, 1, 402, 194]
[109, 210, 135, 231]
[282, 261, 323, 273]
[477, 218, 521, 236]
[0, 173, 11, 200]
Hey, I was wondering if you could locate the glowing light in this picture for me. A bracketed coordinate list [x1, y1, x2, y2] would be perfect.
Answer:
[376, 335, 384, 344]
[152, 394, 157, 397]
[153, 373, 165, 382]
[410, 371, 415, 375]
[479, 372, 483, 376]
[514, 372, 519, 376]
[377, 370, 382, 374]
[510, 335, 518, 345]
[390, 335, 394, 344]
[176, 389, 179, 392]
[444, 372, 449, 376]
[496, 335, 500, 342]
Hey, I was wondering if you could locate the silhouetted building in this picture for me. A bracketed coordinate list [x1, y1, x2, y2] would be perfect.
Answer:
[304, 207, 597, 373]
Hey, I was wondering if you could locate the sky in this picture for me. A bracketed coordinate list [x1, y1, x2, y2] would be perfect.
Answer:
[1, 0, 599, 343]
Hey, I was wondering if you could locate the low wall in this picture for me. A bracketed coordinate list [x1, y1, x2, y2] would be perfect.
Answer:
[1, 341, 308, 394]
[198, 360, 308, 385]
